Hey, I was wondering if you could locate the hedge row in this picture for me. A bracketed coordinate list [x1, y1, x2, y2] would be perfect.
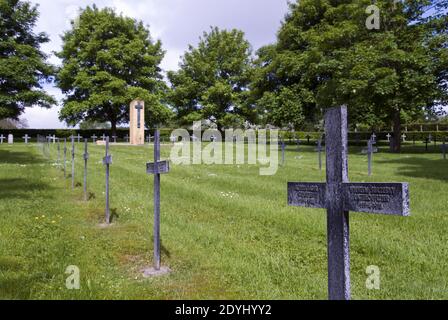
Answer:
[1, 129, 446, 143]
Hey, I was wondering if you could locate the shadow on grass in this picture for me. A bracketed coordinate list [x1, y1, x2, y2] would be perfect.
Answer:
[0, 178, 53, 200]
[377, 157, 448, 181]
[0, 149, 44, 165]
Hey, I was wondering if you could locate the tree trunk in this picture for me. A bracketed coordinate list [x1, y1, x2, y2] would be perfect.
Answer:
[392, 108, 401, 153]
[111, 120, 117, 138]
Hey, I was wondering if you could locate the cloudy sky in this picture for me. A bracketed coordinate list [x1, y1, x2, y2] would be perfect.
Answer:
[23, 0, 290, 128]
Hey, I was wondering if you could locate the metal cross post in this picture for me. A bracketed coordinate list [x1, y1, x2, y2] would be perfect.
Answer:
[288, 106, 410, 300]
[441, 138, 447, 160]
[101, 134, 106, 142]
[386, 133, 392, 142]
[0, 134, 4, 144]
[71, 136, 75, 190]
[367, 140, 373, 176]
[135, 102, 144, 129]
[63, 139, 67, 178]
[83, 139, 89, 201]
[103, 137, 113, 224]
[146, 130, 170, 270]
[76, 134, 82, 143]
[316, 138, 323, 171]
[57, 138, 61, 165]
[91, 135, 97, 143]
[281, 139, 286, 166]
[402, 134, 407, 143]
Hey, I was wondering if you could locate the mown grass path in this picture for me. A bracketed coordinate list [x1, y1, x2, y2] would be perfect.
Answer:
[1, 142, 447, 299]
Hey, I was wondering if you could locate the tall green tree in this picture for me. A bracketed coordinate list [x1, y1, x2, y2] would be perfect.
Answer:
[168, 27, 254, 131]
[56, 5, 171, 134]
[252, 0, 447, 151]
[0, 0, 55, 120]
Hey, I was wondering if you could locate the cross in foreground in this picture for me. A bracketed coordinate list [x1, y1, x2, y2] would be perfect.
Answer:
[0, 134, 4, 144]
[287, 106, 410, 300]
[146, 129, 170, 274]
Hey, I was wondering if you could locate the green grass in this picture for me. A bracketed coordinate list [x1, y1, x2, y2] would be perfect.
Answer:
[0, 141, 447, 300]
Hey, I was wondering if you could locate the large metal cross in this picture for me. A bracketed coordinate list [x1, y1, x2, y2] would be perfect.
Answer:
[75, 134, 82, 143]
[287, 106, 410, 300]
[0, 134, 4, 144]
[146, 130, 170, 270]
[135, 102, 144, 129]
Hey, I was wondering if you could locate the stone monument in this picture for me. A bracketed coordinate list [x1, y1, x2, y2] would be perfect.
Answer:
[130, 99, 145, 145]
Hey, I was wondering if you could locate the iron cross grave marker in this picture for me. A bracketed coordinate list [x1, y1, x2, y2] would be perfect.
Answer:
[315, 138, 323, 171]
[103, 137, 113, 224]
[441, 138, 447, 160]
[146, 130, 170, 271]
[83, 139, 89, 201]
[287, 106, 410, 300]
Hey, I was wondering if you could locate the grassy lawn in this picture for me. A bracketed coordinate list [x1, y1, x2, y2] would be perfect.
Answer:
[0, 141, 447, 300]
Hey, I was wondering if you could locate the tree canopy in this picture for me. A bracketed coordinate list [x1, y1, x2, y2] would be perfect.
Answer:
[0, 0, 55, 120]
[167, 27, 254, 130]
[56, 5, 171, 133]
[251, 0, 447, 150]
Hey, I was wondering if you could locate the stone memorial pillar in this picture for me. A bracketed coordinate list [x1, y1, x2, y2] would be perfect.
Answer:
[130, 99, 145, 145]
[8, 134, 13, 144]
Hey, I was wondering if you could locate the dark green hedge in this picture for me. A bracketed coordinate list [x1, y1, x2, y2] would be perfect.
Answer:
[1, 128, 446, 144]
